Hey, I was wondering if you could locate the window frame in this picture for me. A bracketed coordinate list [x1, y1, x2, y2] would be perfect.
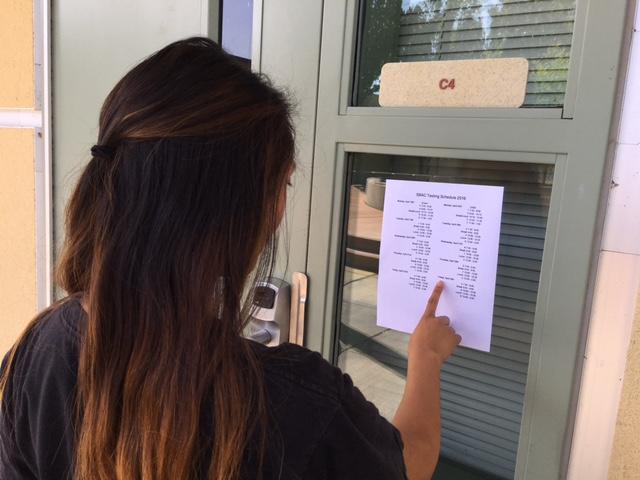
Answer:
[340, 0, 591, 119]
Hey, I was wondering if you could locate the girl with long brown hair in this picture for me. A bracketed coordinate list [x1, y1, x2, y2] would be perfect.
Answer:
[0, 37, 459, 479]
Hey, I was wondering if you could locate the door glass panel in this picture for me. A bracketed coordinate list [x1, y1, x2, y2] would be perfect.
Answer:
[354, 0, 577, 107]
[337, 153, 554, 479]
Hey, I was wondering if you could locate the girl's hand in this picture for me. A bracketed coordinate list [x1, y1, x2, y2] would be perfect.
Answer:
[408, 281, 461, 368]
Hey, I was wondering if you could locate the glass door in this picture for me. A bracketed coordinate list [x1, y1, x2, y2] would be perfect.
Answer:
[299, 0, 628, 478]
[339, 154, 553, 478]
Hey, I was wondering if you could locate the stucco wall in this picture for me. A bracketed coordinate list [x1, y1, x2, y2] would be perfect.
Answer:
[0, 0, 37, 354]
[609, 293, 640, 478]
[608, 2, 640, 478]
[0, 130, 37, 354]
[0, 0, 34, 107]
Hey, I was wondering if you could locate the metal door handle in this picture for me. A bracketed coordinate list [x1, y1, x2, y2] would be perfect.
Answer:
[289, 272, 308, 346]
[248, 328, 272, 345]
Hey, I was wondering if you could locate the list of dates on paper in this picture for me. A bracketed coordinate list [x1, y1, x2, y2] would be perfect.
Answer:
[377, 180, 504, 352]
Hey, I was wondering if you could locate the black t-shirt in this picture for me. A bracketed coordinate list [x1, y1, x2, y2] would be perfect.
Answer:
[0, 298, 407, 479]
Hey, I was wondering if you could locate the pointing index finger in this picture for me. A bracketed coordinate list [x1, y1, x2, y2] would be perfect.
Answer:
[425, 280, 444, 318]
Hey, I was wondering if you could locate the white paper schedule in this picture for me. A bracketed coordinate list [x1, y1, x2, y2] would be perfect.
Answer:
[377, 180, 504, 352]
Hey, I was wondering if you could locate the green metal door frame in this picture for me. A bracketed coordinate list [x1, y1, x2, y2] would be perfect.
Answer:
[254, 0, 324, 290]
[259, 0, 631, 478]
[52, 0, 219, 273]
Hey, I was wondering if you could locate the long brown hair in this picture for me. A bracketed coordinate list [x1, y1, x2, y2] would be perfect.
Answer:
[1, 37, 295, 479]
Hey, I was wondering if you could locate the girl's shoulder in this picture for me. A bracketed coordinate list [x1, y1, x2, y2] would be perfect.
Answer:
[1, 297, 82, 480]
[249, 341, 408, 480]
[252, 341, 345, 402]
[2, 296, 83, 384]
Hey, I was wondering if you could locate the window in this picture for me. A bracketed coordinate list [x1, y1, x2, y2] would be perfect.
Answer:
[354, 0, 577, 107]
[338, 153, 553, 478]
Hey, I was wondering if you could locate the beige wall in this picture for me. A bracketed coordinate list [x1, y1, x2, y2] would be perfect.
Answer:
[609, 292, 640, 478]
[0, 0, 34, 107]
[0, 0, 37, 354]
[0, 130, 37, 354]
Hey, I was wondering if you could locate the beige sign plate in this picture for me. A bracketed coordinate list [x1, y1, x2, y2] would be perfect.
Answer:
[379, 58, 529, 108]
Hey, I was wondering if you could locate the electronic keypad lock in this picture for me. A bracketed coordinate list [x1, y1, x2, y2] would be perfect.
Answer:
[247, 277, 291, 346]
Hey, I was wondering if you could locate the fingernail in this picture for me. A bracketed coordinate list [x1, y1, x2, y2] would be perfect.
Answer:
[437, 280, 444, 287]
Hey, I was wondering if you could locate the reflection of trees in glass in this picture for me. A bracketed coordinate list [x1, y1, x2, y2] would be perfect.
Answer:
[356, 0, 576, 107]
[401, 1, 448, 55]
[452, 0, 503, 48]
[402, 0, 447, 19]
[356, 0, 404, 105]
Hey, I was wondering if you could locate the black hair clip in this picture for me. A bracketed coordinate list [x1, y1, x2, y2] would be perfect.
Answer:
[91, 144, 116, 159]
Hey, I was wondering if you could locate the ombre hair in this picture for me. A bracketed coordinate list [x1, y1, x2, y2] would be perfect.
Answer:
[1, 37, 295, 480]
